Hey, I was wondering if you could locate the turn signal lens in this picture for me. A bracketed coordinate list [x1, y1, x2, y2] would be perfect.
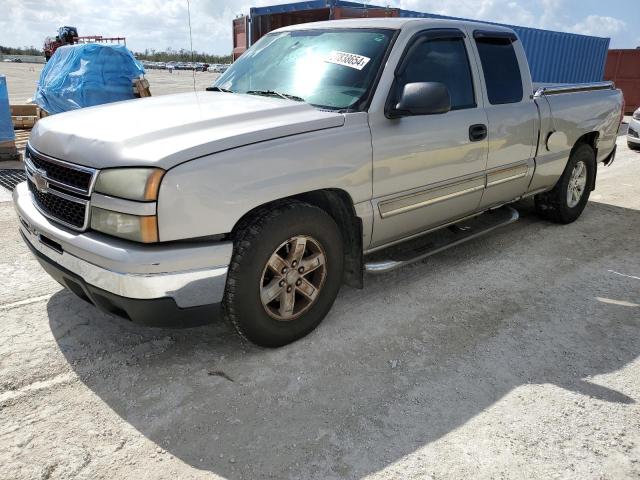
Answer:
[95, 168, 165, 201]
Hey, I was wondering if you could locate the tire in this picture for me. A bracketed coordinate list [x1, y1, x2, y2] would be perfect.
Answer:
[628, 141, 640, 151]
[223, 200, 344, 347]
[534, 143, 595, 224]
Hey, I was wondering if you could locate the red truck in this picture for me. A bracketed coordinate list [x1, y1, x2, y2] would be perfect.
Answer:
[44, 26, 126, 61]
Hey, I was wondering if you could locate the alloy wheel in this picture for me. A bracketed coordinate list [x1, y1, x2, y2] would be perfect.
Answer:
[567, 160, 588, 208]
[259, 235, 327, 321]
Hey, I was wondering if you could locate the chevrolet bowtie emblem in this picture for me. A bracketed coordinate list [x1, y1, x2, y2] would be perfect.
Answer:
[32, 168, 49, 194]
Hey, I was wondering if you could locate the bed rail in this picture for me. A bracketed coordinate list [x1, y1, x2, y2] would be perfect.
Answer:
[533, 81, 615, 98]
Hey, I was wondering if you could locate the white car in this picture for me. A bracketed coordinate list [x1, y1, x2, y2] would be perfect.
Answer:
[627, 108, 640, 151]
[209, 64, 229, 73]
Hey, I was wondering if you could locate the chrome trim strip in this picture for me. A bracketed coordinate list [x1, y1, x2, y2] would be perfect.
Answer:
[378, 174, 485, 219]
[486, 172, 528, 187]
[485, 162, 529, 187]
[26, 143, 98, 196]
[533, 81, 614, 98]
[91, 193, 156, 216]
[19, 220, 228, 308]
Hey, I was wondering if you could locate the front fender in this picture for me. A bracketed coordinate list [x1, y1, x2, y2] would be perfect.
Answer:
[157, 113, 372, 242]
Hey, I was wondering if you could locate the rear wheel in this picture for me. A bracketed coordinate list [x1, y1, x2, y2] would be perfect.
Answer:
[223, 200, 344, 347]
[535, 143, 595, 224]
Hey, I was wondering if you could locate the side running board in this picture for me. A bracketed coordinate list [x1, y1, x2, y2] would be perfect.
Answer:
[364, 206, 519, 274]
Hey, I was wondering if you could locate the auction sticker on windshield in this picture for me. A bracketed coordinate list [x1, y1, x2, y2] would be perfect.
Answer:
[325, 51, 371, 70]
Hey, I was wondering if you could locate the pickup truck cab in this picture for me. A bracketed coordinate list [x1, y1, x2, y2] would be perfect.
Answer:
[14, 18, 623, 346]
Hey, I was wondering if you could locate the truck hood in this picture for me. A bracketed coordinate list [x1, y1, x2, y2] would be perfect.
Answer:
[29, 92, 346, 169]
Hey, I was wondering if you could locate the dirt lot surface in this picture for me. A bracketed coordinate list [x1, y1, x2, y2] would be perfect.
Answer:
[0, 62, 217, 103]
[0, 77, 639, 477]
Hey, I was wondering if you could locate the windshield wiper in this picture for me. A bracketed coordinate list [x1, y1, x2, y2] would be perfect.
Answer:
[206, 86, 233, 93]
[245, 90, 305, 102]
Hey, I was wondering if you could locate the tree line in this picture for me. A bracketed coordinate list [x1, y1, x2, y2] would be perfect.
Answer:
[0, 45, 42, 56]
[0, 45, 232, 64]
[133, 48, 232, 64]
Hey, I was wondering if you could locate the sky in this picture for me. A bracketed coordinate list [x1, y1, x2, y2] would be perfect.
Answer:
[2, 0, 639, 55]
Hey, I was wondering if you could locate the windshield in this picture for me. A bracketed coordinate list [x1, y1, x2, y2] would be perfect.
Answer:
[212, 28, 395, 110]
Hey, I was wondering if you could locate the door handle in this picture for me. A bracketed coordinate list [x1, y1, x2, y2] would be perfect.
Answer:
[469, 124, 487, 142]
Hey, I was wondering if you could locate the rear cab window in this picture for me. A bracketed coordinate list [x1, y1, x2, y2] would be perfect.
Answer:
[474, 31, 524, 105]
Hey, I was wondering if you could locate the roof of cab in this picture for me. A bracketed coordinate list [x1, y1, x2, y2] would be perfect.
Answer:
[272, 17, 516, 34]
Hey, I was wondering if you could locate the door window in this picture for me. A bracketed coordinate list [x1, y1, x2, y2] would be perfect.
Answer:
[475, 36, 523, 104]
[397, 35, 476, 110]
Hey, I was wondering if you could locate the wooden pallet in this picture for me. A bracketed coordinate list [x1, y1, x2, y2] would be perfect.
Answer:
[10, 104, 47, 130]
[12, 116, 38, 129]
[14, 129, 30, 152]
[11, 104, 40, 117]
[133, 78, 151, 98]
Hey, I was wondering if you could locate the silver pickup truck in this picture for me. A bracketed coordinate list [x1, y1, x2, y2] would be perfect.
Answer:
[14, 18, 623, 347]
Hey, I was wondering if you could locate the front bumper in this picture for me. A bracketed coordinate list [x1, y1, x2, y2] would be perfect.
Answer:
[13, 182, 232, 327]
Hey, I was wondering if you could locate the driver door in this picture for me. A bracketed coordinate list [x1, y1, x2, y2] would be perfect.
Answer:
[369, 29, 489, 248]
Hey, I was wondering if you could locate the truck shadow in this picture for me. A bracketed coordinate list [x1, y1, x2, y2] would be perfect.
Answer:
[46, 200, 640, 479]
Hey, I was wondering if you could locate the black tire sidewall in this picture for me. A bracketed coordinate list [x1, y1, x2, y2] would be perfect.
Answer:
[226, 204, 344, 347]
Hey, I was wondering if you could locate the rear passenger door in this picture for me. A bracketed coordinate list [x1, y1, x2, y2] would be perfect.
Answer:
[369, 29, 489, 248]
[469, 30, 538, 208]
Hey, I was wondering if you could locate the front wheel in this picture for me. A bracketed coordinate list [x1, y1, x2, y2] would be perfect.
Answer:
[535, 143, 595, 224]
[223, 200, 344, 347]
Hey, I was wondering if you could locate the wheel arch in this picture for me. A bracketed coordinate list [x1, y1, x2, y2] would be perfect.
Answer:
[573, 131, 599, 154]
[231, 189, 364, 289]
[572, 131, 599, 191]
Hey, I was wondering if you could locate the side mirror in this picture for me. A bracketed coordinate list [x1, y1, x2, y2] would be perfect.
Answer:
[388, 82, 451, 118]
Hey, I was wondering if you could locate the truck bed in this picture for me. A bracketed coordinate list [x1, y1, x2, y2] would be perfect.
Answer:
[528, 81, 623, 193]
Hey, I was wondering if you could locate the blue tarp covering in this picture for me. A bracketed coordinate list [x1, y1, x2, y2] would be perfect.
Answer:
[34, 43, 145, 114]
[0, 75, 14, 142]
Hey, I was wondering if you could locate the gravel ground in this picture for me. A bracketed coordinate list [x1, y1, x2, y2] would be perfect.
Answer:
[0, 117, 639, 478]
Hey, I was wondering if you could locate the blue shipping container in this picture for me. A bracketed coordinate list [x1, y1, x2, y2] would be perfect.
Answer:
[248, 0, 610, 83]
[397, 8, 610, 83]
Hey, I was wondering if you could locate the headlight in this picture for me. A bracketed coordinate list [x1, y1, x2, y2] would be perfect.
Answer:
[90, 207, 158, 243]
[94, 168, 164, 201]
[634, 109, 640, 120]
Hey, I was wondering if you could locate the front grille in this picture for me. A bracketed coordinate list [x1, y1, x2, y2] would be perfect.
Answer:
[27, 146, 94, 193]
[629, 127, 639, 138]
[24, 144, 96, 231]
[28, 179, 88, 229]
